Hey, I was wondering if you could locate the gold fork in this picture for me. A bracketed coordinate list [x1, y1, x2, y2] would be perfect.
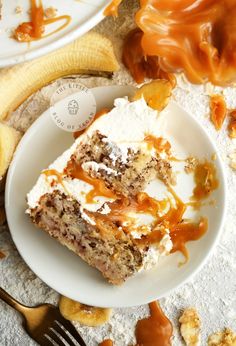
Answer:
[0, 287, 87, 346]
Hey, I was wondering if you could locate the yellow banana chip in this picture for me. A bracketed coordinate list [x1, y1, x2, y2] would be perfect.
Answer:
[208, 328, 236, 346]
[179, 308, 201, 346]
[59, 296, 112, 327]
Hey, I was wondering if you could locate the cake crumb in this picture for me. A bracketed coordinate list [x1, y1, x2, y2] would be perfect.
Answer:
[185, 157, 198, 174]
[15, 6, 23, 14]
[208, 328, 236, 346]
[229, 152, 236, 170]
[179, 308, 201, 346]
[44, 7, 57, 18]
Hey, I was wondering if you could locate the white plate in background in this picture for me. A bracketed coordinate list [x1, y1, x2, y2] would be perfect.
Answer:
[0, 0, 108, 67]
[5, 86, 226, 307]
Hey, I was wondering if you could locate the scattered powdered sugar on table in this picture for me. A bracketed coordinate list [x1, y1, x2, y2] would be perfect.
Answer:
[1, 0, 236, 345]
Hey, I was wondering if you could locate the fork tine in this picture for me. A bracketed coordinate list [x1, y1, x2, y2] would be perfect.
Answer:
[45, 329, 65, 346]
[56, 317, 87, 346]
[40, 335, 55, 346]
[53, 322, 76, 346]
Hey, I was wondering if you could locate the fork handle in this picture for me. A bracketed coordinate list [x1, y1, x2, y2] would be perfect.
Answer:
[0, 287, 27, 316]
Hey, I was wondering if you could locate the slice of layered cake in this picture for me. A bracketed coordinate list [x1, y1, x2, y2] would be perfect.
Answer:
[27, 97, 175, 285]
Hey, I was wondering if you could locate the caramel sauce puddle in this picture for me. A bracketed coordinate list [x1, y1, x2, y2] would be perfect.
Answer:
[99, 301, 173, 346]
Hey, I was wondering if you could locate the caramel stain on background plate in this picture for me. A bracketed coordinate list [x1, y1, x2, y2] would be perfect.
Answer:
[14, 0, 71, 42]
[135, 301, 173, 346]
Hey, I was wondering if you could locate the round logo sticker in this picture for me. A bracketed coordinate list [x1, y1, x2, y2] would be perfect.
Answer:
[50, 83, 97, 132]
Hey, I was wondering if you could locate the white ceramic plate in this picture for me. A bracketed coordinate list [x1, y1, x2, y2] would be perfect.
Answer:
[5, 86, 226, 308]
[0, 0, 108, 67]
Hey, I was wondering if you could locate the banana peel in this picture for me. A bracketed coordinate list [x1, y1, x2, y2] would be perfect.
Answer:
[0, 123, 21, 178]
[59, 296, 112, 327]
[0, 32, 119, 121]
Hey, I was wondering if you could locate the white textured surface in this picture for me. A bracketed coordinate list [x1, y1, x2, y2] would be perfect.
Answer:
[1, 0, 236, 345]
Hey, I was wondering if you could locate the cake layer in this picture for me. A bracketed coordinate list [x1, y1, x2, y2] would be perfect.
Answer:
[30, 190, 144, 285]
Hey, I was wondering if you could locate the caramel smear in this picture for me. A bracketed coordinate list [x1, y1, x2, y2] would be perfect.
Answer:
[14, 0, 71, 42]
[99, 340, 113, 346]
[136, 0, 236, 86]
[0, 251, 6, 259]
[208, 328, 236, 346]
[192, 161, 219, 200]
[122, 28, 176, 86]
[104, 0, 123, 17]
[179, 308, 201, 346]
[210, 95, 227, 130]
[135, 301, 173, 346]
[228, 109, 236, 139]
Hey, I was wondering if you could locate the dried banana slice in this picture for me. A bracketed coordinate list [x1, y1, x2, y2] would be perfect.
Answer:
[179, 308, 201, 346]
[59, 296, 112, 327]
[0, 32, 119, 121]
[208, 328, 236, 346]
[0, 123, 21, 178]
[132, 80, 173, 111]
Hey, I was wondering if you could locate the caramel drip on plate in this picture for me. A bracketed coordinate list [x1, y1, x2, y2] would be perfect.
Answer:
[170, 217, 208, 261]
[99, 340, 113, 346]
[104, 0, 123, 17]
[135, 301, 173, 346]
[192, 161, 219, 200]
[136, 0, 236, 85]
[73, 109, 110, 139]
[65, 160, 116, 203]
[14, 0, 71, 42]
[122, 28, 176, 85]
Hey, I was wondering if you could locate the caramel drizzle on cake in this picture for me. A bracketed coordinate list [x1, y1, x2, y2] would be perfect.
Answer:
[65, 159, 117, 203]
